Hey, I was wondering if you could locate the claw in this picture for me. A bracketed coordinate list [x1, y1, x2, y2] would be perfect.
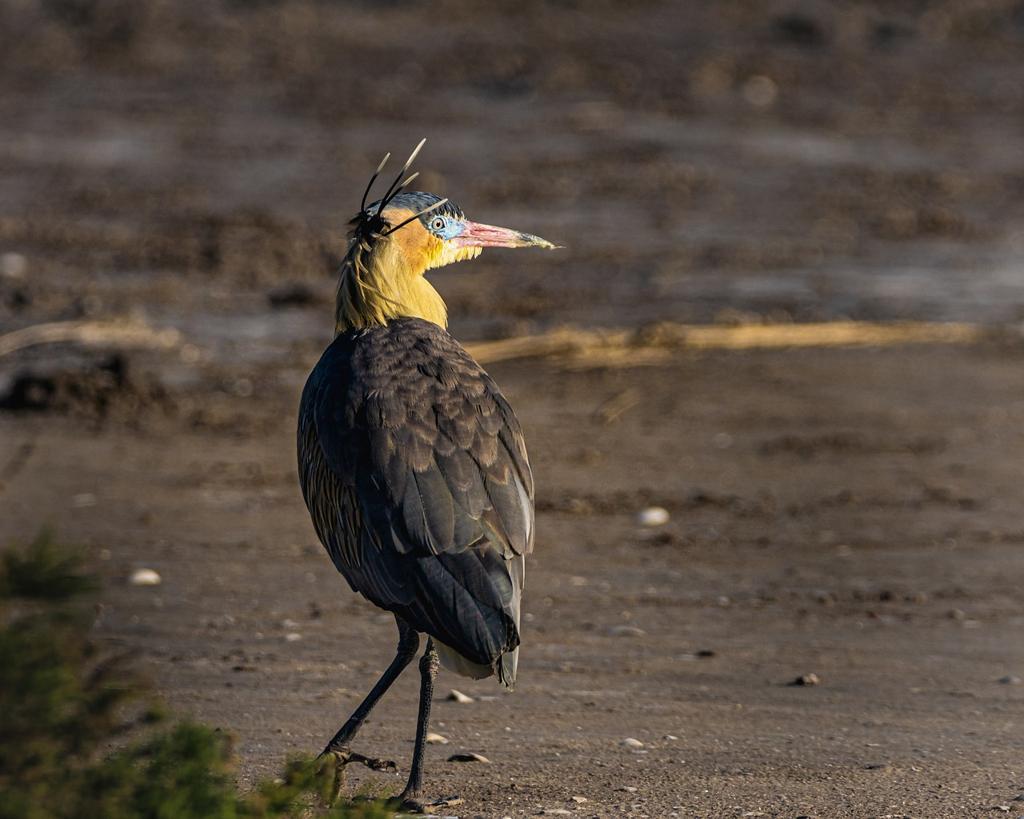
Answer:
[318, 747, 399, 805]
[348, 751, 398, 772]
[319, 746, 397, 772]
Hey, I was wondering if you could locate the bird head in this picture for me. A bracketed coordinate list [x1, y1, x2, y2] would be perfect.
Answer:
[335, 140, 559, 334]
[356, 190, 557, 277]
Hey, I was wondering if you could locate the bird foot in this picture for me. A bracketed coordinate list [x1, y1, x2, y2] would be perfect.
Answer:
[319, 746, 398, 773]
[392, 795, 462, 815]
[318, 747, 399, 805]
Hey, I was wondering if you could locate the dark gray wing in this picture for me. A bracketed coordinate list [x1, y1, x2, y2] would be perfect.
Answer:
[297, 318, 533, 679]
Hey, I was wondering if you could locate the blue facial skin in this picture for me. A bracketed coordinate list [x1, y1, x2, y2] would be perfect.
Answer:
[425, 213, 466, 241]
[364, 191, 468, 239]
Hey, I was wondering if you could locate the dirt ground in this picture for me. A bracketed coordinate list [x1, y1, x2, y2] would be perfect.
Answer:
[3, 2, 1024, 817]
[5, 342, 1024, 818]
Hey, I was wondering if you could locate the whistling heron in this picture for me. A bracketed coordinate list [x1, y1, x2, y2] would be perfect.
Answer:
[297, 140, 556, 812]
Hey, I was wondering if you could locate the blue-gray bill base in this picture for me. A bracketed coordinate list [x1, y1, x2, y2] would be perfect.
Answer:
[296, 140, 557, 813]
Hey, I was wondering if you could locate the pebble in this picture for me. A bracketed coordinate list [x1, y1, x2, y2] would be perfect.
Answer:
[447, 752, 489, 763]
[129, 568, 161, 586]
[426, 732, 449, 744]
[608, 625, 646, 638]
[570, 795, 588, 803]
[637, 506, 670, 527]
[742, 75, 778, 108]
[1, 252, 27, 278]
[617, 786, 638, 793]
[620, 738, 644, 750]
[284, 632, 302, 642]
[789, 673, 821, 686]
[232, 378, 254, 398]
[998, 675, 1022, 685]
[447, 689, 474, 703]
[664, 734, 678, 741]
[540, 810, 572, 816]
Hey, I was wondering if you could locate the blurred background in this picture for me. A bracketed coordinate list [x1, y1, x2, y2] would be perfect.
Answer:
[3, 1, 1024, 816]
[2, 0, 1024, 342]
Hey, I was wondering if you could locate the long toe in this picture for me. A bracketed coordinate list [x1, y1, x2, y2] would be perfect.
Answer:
[318, 747, 399, 805]
[394, 795, 462, 815]
[319, 746, 397, 772]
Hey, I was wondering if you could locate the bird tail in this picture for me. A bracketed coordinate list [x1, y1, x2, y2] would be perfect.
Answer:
[435, 640, 519, 690]
[430, 553, 526, 690]
[497, 646, 519, 690]
[435, 641, 493, 681]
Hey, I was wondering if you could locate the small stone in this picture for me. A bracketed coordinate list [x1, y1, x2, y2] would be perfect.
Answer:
[180, 344, 202, 364]
[664, 734, 678, 741]
[426, 732, 449, 745]
[284, 632, 302, 642]
[570, 795, 588, 803]
[991, 806, 1011, 813]
[789, 673, 821, 686]
[447, 752, 489, 763]
[232, 378, 253, 397]
[1012, 794, 1024, 801]
[637, 506, 669, 527]
[608, 625, 646, 637]
[617, 786, 638, 793]
[130, 568, 161, 586]
[540, 810, 572, 816]
[447, 689, 474, 703]
[998, 675, 1022, 685]
[864, 762, 889, 770]
[1, 252, 27, 278]
[742, 75, 778, 108]
[620, 737, 644, 749]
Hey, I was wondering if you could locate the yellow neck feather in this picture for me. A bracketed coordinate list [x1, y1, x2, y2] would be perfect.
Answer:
[334, 235, 448, 335]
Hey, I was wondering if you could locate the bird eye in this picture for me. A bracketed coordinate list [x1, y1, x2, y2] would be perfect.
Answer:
[430, 216, 446, 232]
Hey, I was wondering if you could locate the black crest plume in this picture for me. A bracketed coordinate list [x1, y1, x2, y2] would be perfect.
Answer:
[353, 139, 450, 247]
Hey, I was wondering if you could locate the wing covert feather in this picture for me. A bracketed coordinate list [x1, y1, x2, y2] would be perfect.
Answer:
[297, 318, 533, 674]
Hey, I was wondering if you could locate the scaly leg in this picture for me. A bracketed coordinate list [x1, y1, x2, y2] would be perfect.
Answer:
[319, 618, 420, 798]
[396, 639, 461, 814]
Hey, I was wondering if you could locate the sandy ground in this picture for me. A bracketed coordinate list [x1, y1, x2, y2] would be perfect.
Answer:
[3, 1, 1024, 817]
[4, 340, 1024, 818]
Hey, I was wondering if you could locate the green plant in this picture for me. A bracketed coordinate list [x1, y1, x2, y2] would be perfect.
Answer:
[0, 532, 394, 819]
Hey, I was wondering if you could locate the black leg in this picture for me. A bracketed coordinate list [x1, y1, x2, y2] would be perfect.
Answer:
[321, 617, 420, 756]
[400, 638, 439, 804]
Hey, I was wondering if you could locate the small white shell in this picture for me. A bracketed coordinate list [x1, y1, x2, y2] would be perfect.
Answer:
[129, 568, 161, 586]
[636, 506, 669, 527]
